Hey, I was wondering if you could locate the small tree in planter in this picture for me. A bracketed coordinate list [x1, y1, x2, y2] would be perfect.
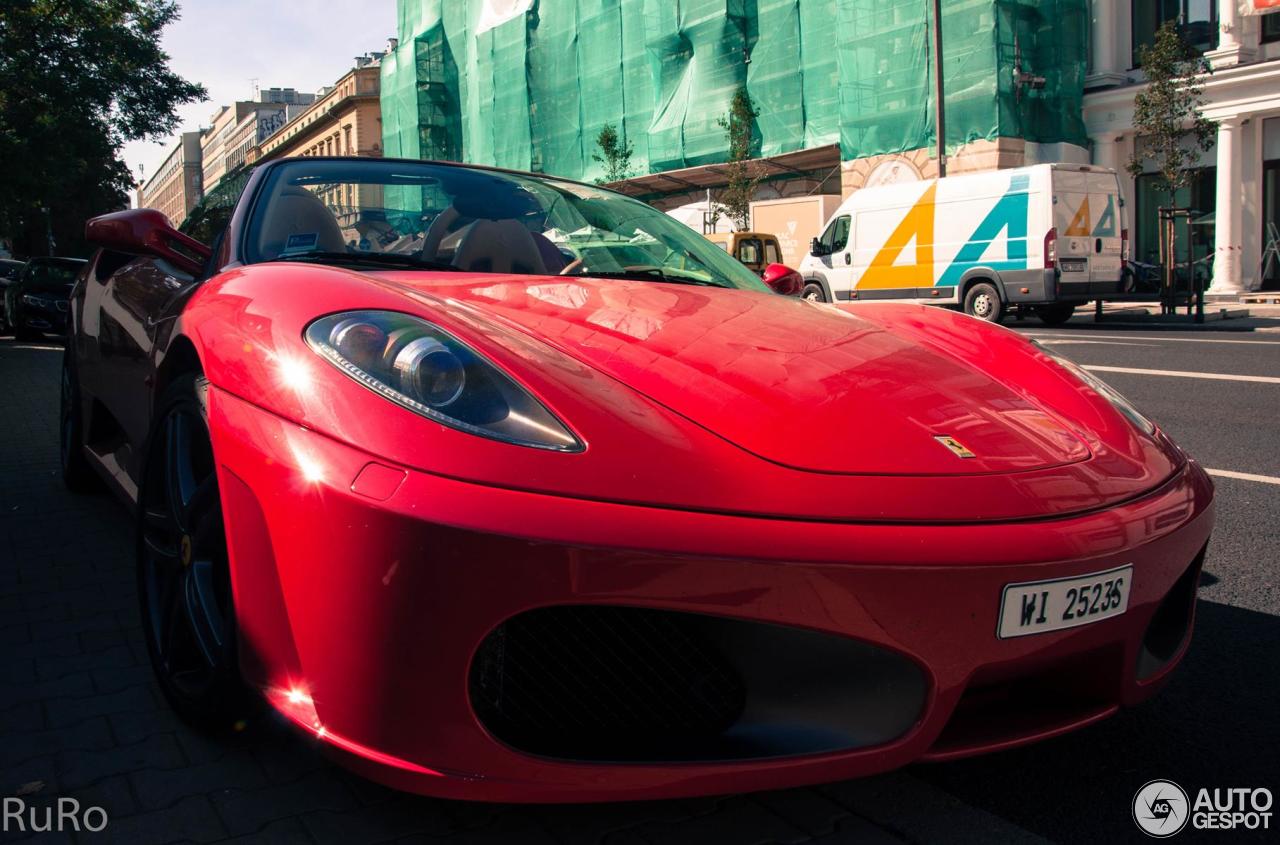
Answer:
[592, 123, 635, 185]
[712, 87, 762, 232]
[1126, 19, 1216, 310]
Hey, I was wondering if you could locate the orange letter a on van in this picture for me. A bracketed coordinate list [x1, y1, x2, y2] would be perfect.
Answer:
[859, 183, 936, 290]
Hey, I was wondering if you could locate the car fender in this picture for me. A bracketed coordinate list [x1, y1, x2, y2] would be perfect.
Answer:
[957, 267, 1006, 302]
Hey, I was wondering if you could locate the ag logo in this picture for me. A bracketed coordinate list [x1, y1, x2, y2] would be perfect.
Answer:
[1134, 780, 1190, 837]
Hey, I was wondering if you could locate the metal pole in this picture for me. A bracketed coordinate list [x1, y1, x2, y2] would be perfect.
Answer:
[932, 0, 946, 177]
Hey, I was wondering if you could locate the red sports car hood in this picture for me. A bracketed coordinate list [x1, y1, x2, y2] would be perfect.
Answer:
[381, 276, 1092, 476]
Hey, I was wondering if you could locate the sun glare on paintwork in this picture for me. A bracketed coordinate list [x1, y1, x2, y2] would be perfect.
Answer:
[287, 442, 326, 484]
[276, 355, 314, 393]
[296, 452, 325, 484]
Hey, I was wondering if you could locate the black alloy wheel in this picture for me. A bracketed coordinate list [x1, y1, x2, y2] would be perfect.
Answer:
[138, 374, 248, 729]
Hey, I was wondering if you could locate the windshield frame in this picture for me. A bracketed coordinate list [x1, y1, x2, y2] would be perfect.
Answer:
[236, 157, 771, 293]
[21, 258, 85, 290]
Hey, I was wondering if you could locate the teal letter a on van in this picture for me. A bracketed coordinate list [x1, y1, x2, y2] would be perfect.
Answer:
[937, 174, 1029, 287]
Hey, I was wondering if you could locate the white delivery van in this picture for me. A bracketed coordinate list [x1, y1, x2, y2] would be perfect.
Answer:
[797, 164, 1126, 325]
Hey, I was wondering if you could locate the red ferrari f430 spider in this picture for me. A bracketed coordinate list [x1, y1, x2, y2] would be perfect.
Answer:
[66, 157, 1213, 802]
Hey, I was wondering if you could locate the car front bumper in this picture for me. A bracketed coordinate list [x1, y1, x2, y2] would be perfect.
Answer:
[209, 386, 1215, 803]
[17, 302, 67, 333]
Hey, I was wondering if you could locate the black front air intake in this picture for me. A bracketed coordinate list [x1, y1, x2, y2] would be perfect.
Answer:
[469, 605, 746, 760]
[469, 605, 927, 763]
[1136, 543, 1207, 680]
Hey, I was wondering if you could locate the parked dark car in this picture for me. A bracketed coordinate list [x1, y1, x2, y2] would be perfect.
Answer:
[4, 256, 86, 340]
[0, 258, 26, 332]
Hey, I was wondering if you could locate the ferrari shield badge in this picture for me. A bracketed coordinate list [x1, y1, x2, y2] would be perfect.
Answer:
[934, 435, 976, 459]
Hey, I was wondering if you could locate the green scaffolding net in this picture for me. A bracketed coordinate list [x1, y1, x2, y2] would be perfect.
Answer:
[381, 0, 1088, 184]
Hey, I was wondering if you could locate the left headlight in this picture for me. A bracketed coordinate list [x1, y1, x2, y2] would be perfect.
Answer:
[1033, 340, 1156, 436]
[21, 294, 47, 307]
[305, 310, 583, 452]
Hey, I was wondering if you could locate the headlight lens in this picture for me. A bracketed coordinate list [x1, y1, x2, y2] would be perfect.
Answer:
[21, 294, 47, 306]
[1033, 341, 1156, 436]
[305, 310, 582, 451]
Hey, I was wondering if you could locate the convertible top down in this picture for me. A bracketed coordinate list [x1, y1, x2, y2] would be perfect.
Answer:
[66, 157, 1213, 802]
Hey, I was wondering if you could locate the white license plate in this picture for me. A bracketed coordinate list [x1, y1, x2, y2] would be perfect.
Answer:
[1060, 258, 1087, 273]
[997, 565, 1132, 639]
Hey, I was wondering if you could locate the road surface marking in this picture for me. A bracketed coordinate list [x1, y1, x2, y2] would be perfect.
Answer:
[1205, 468, 1280, 486]
[1036, 338, 1158, 347]
[1082, 365, 1280, 384]
[1029, 332, 1280, 346]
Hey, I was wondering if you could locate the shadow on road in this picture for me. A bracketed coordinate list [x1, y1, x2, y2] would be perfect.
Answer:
[912, 600, 1279, 843]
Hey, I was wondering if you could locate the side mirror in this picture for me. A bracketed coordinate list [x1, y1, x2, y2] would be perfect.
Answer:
[761, 263, 803, 296]
[85, 208, 211, 276]
[810, 237, 828, 257]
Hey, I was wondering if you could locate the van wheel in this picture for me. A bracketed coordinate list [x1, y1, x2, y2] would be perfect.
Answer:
[1034, 303, 1077, 326]
[801, 283, 828, 303]
[963, 283, 1004, 323]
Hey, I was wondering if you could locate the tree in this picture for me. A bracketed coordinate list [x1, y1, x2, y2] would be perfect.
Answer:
[0, 1, 206, 257]
[1126, 19, 1216, 194]
[713, 87, 761, 231]
[591, 123, 634, 184]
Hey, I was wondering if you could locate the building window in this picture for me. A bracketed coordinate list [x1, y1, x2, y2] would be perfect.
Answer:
[1131, 0, 1218, 67]
[1132, 166, 1216, 279]
[1263, 11, 1280, 43]
[1264, 160, 1279, 289]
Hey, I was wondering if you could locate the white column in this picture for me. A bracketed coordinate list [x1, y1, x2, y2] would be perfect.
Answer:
[1091, 131, 1122, 171]
[1210, 117, 1244, 294]
[1086, 0, 1124, 88]
[1206, 0, 1255, 69]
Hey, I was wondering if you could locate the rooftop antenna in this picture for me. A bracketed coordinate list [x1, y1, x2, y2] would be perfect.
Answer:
[249, 77, 260, 99]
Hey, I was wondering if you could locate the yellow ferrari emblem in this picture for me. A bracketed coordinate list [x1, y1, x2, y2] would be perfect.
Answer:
[180, 534, 193, 567]
[934, 435, 976, 459]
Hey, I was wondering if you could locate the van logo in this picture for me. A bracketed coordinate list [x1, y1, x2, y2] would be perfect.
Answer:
[1064, 196, 1092, 236]
[934, 435, 976, 459]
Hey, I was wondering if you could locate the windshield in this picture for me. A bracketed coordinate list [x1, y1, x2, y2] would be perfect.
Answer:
[245, 159, 770, 292]
[25, 261, 81, 290]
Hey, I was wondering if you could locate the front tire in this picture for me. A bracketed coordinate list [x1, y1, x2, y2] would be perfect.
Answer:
[138, 374, 250, 731]
[801, 282, 828, 303]
[963, 282, 1004, 323]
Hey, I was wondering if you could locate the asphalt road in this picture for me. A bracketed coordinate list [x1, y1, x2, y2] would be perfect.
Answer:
[1, 324, 1277, 845]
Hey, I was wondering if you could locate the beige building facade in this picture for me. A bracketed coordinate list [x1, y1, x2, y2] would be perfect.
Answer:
[200, 103, 247, 195]
[259, 60, 383, 163]
[258, 56, 385, 227]
[138, 132, 204, 226]
[201, 89, 315, 195]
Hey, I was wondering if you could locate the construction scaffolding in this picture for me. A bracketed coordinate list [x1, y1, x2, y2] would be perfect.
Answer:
[381, 0, 1089, 183]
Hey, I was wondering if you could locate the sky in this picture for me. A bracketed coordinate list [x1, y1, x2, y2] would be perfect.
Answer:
[122, 0, 397, 188]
